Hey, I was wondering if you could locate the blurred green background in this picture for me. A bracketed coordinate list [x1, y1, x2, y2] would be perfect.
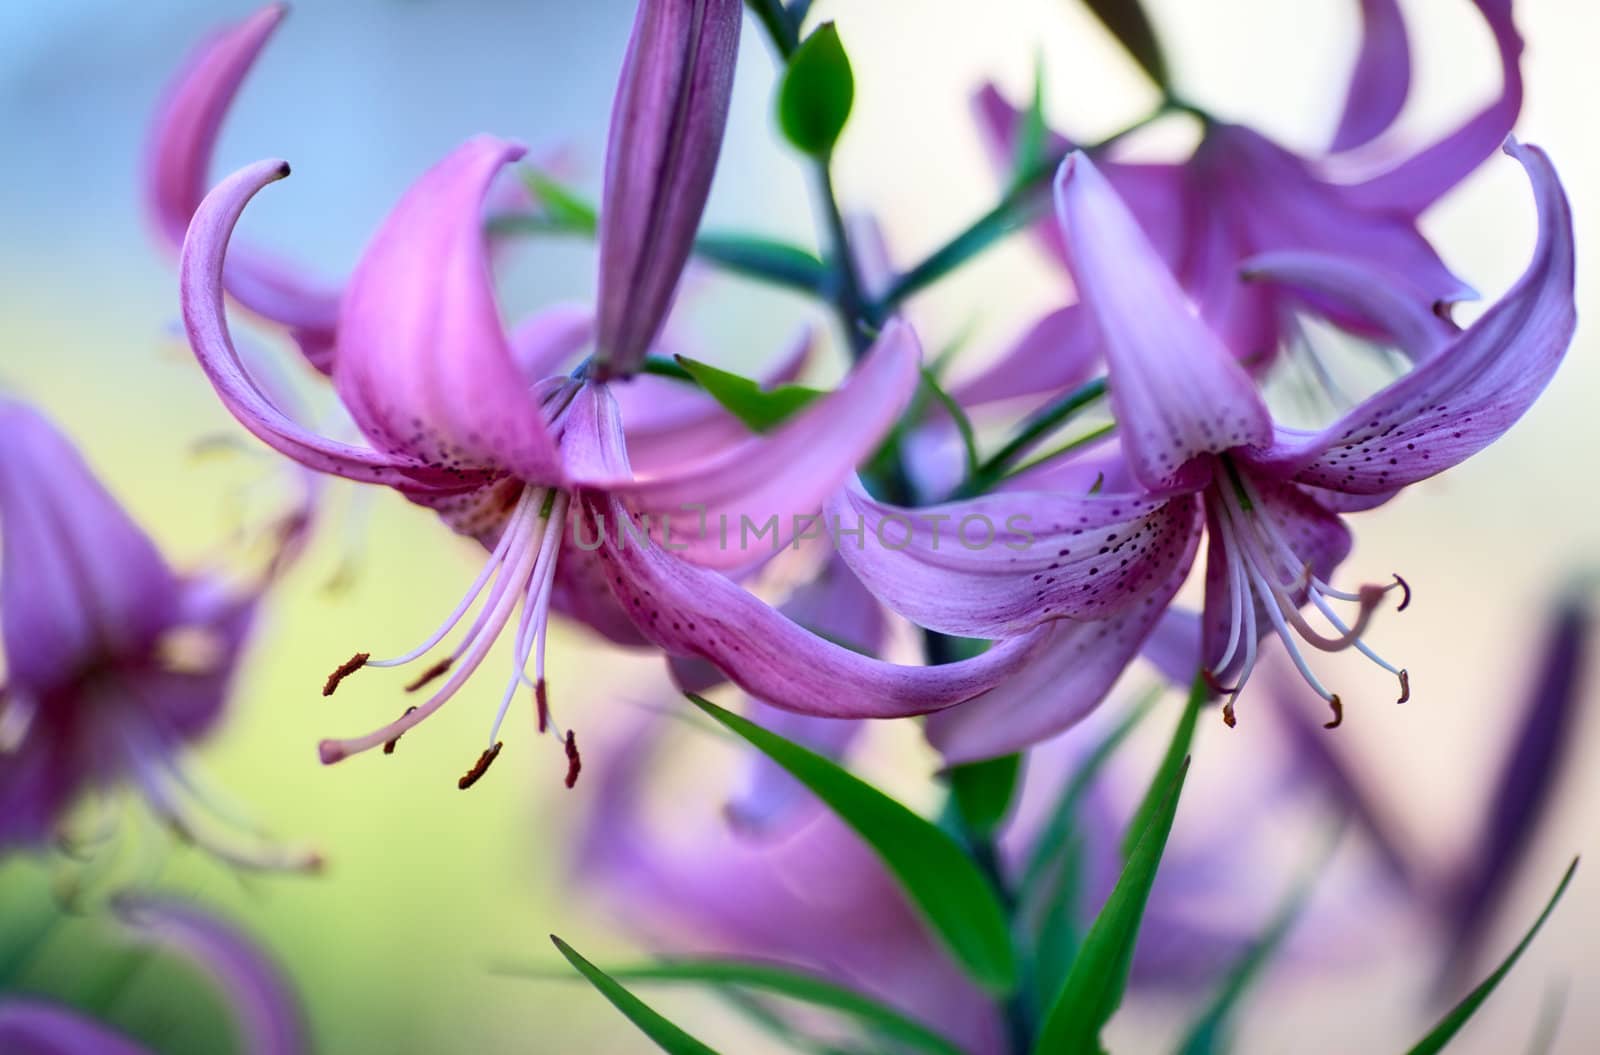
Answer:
[1, 0, 1597, 1051]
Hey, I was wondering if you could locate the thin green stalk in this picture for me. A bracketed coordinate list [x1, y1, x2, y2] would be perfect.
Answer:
[951, 377, 1108, 499]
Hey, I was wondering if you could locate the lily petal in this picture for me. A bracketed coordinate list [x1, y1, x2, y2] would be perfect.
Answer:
[0, 402, 179, 697]
[116, 896, 306, 1055]
[335, 136, 566, 485]
[1242, 250, 1458, 361]
[925, 525, 1200, 764]
[0, 1000, 150, 1055]
[1249, 142, 1575, 495]
[508, 301, 595, 382]
[1345, 0, 1523, 216]
[587, 493, 1050, 718]
[594, 0, 742, 376]
[1329, 0, 1410, 153]
[952, 305, 1102, 408]
[595, 321, 923, 569]
[182, 159, 474, 491]
[1055, 153, 1273, 489]
[830, 484, 1201, 638]
[147, 3, 340, 372]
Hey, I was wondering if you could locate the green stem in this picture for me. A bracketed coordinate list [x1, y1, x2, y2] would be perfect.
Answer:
[951, 377, 1108, 499]
[743, 0, 798, 57]
[812, 162, 877, 359]
[873, 103, 1179, 312]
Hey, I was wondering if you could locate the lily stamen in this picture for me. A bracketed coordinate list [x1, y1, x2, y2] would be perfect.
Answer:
[458, 742, 503, 790]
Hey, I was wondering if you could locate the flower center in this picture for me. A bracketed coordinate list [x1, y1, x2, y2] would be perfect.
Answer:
[1205, 464, 1409, 726]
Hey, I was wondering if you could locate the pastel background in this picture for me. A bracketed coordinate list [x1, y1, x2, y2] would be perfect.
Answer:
[0, 0, 1594, 1052]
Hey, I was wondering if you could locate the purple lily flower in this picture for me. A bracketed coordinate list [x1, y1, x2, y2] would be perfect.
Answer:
[972, 0, 1521, 373]
[147, 3, 340, 374]
[181, 2, 1048, 786]
[0, 401, 316, 871]
[832, 140, 1574, 762]
[0, 896, 306, 1055]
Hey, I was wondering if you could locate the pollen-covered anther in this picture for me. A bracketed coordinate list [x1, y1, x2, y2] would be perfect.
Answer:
[1323, 695, 1344, 730]
[1221, 699, 1238, 728]
[323, 652, 370, 696]
[383, 706, 419, 754]
[458, 742, 504, 790]
[564, 730, 582, 789]
[1396, 669, 1411, 704]
[1392, 573, 1413, 612]
[535, 678, 550, 733]
[403, 657, 453, 693]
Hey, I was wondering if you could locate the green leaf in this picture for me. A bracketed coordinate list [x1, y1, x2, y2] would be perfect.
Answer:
[550, 936, 720, 1055]
[692, 231, 828, 294]
[1403, 858, 1579, 1055]
[778, 22, 855, 156]
[918, 368, 982, 480]
[675, 357, 823, 433]
[688, 695, 1019, 994]
[1032, 709, 1196, 1053]
[949, 754, 1022, 841]
[1011, 56, 1050, 190]
[520, 168, 598, 234]
[569, 959, 968, 1055]
[1120, 674, 1205, 860]
[1078, 0, 1170, 90]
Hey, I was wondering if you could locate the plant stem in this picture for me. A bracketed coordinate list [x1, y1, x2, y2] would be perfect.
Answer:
[812, 163, 877, 359]
[951, 377, 1109, 499]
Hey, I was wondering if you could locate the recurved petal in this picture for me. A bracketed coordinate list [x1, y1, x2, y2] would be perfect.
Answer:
[1249, 142, 1575, 495]
[335, 137, 566, 485]
[952, 305, 1102, 408]
[1329, 0, 1411, 153]
[1055, 153, 1272, 489]
[0, 403, 179, 696]
[830, 484, 1201, 638]
[507, 301, 595, 382]
[1242, 250, 1458, 361]
[925, 525, 1200, 763]
[1344, 0, 1523, 217]
[586, 490, 1053, 719]
[115, 896, 307, 1055]
[599, 320, 923, 569]
[593, 0, 742, 376]
[182, 159, 476, 491]
[0, 1000, 151, 1055]
[148, 3, 339, 373]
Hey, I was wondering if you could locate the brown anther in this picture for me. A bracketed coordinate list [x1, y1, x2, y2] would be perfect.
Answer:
[1323, 695, 1344, 730]
[458, 742, 503, 790]
[1396, 669, 1411, 704]
[535, 678, 550, 734]
[403, 657, 453, 693]
[564, 730, 582, 789]
[383, 706, 418, 754]
[1221, 700, 1238, 728]
[1392, 573, 1412, 612]
[322, 652, 369, 696]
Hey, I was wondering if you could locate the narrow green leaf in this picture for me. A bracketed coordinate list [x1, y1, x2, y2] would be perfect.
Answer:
[778, 22, 855, 156]
[1078, 0, 1170, 90]
[1121, 674, 1205, 860]
[688, 695, 1019, 994]
[949, 754, 1022, 841]
[692, 231, 828, 294]
[569, 959, 968, 1055]
[550, 936, 720, 1055]
[520, 168, 597, 234]
[674, 357, 823, 433]
[1033, 741, 1194, 1053]
[1403, 858, 1579, 1055]
[1011, 56, 1049, 190]
[918, 368, 982, 480]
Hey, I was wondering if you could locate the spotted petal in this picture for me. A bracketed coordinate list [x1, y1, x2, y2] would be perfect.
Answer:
[830, 485, 1201, 638]
[594, 0, 742, 375]
[182, 160, 479, 491]
[925, 526, 1200, 764]
[147, 3, 340, 372]
[335, 137, 566, 485]
[1248, 142, 1574, 495]
[1329, 0, 1410, 153]
[0, 402, 179, 697]
[1055, 153, 1273, 489]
